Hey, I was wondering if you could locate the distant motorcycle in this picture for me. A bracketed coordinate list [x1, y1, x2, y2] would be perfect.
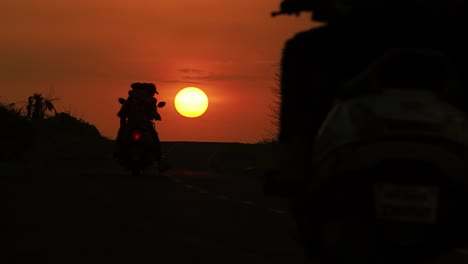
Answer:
[117, 97, 166, 177]
[300, 50, 468, 263]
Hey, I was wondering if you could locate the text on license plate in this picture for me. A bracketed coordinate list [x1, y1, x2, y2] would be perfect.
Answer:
[374, 183, 439, 224]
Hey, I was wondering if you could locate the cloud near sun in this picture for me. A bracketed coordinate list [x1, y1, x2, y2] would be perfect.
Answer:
[159, 67, 265, 85]
[179, 68, 263, 81]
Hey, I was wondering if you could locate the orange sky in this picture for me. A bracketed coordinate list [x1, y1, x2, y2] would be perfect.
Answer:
[0, 1, 317, 143]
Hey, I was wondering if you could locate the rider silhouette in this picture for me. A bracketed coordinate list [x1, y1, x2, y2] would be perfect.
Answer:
[115, 82, 162, 161]
[267, 0, 468, 257]
[269, 0, 468, 193]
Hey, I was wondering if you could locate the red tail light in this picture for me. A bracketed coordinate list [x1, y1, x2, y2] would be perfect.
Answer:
[132, 131, 142, 141]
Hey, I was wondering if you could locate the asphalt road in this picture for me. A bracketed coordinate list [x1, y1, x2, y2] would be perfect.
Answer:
[3, 141, 468, 264]
[2, 162, 310, 264]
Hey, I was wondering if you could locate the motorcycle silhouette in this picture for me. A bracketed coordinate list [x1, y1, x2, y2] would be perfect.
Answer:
[116, 97, 166, 177]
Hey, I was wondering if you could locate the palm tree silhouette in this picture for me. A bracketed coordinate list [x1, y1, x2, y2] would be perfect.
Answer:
[26, 93, 58, 121]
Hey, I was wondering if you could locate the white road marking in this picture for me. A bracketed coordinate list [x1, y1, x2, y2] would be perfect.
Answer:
[170, 179, 290, 216]
[168, 179, 291, 215]
[164, 163, 289, 216]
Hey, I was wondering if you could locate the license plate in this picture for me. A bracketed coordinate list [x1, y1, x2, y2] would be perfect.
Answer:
[374, 183, 439, 224]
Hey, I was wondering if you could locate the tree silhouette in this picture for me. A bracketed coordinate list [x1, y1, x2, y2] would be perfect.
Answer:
[26, 93, 58, 121]
[262, 69, 281, 143]
[270, 71, 281, 140]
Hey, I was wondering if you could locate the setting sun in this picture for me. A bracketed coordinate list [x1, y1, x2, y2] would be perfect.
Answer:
[174, 87, 209, 118]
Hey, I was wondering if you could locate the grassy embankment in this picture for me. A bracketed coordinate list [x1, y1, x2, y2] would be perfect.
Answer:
[0, 101, 113, 174]
[0, 101, 277, 177]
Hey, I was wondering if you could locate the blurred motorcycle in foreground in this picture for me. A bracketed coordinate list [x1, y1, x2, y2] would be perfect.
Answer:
[265, 47, 468, 264]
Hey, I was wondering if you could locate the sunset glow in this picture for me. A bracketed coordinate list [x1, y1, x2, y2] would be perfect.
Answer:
[0, 1, 316, 143]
